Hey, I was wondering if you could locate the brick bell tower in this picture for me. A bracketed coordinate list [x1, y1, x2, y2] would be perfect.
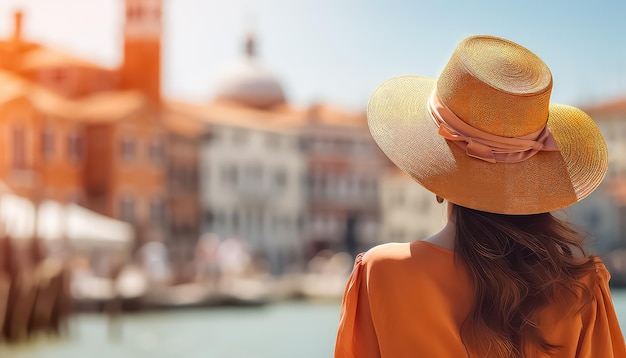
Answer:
[120, 0, 162, 102]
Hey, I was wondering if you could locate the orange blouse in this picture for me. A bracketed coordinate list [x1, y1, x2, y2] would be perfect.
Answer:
[334, 241, 626, 358]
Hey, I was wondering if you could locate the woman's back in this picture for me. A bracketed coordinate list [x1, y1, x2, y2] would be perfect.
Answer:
[335, 241, 626, 358]
[335, 34, 626, 357]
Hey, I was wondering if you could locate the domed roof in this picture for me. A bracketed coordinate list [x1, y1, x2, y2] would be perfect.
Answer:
[214, 35, 286, 109]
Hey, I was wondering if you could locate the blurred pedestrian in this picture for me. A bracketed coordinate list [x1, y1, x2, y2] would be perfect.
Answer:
[217, 236, 250, 282]
[335, 35, 626, 357]
[195, 233, 221, 286]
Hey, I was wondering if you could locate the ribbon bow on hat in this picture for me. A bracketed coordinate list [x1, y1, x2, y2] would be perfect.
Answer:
[428, 91, 559, 164]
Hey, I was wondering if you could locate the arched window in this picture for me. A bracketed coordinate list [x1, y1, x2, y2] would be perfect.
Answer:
[119, 195, 135, 222]
[41, 127, 55, 160]
[12, 125, 26, 169]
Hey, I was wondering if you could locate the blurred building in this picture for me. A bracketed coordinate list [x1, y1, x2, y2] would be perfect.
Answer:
[579, 98, 626, 283]
[0, 1, 198, 249]
[379, 167, 446, 244]
[0, 73, 85, 203]
[565, 184, 621, 253]
[168, 37, 307, 274]
[298, 104, 390, 257]
[162, 111, 202, 265]
[169, 34, 393, 271]
[579, 99, 626, 252]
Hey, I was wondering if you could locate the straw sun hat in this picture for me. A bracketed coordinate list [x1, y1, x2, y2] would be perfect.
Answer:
[368, 35, 608, 215]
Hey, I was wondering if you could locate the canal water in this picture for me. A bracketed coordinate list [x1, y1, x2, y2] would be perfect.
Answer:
[2, 290, 625, 358]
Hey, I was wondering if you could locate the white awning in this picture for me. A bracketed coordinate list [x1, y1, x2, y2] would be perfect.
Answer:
[0, 194, 134, 251]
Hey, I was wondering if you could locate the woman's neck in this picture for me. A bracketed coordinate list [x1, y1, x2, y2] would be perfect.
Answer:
[423, 207, 456, 250]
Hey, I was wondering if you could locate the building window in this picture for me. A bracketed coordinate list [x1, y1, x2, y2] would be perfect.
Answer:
[214, 212, 225, 229]
[202, 131, 218, 143]
[315, 138, 329, 152]
[336, 138, 352, 152]
[249, 209, 263, 232]
[273, 169, 287, 190]
[41, 127, 55, 160]
[12, 126, 26, 169]
[348, 175, 359, 198]
[120, 137, 136, 162]
[353, 140, 370, 155]
[299, 137, 310, 151]
[150, 197, 165, 225]
[204, 211, 214, 227]
[67, 131, 83, 162]
[318, 173, 328, 196]
[221, 165, 238, 186]
[190, 167, 198, 190]
[149, 138, 164, 166]
[169, 165, 178, 189]
[232, 211, 240, 233]
[337, 175, 348, 199]
[119, 196, 135, 222]
[325, 174, 336, 198]
[365, 178, 378, 198]
[127, 5, 144, 20]
[243, 165, 263, 189]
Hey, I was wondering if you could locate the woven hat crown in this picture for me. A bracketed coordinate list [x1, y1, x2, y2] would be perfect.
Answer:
[436, 36, 553, 137]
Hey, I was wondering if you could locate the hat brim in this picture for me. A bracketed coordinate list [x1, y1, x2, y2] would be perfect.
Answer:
[368, 76, 608, 214]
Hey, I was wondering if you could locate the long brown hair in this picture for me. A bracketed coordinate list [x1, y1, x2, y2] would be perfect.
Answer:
[451, 204, 598, 357]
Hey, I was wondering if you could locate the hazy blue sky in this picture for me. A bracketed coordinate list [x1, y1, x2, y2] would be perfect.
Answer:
[0, 0, 624, 111]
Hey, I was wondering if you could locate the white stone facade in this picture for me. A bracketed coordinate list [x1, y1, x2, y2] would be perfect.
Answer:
[200, 123, 305, 273]
[379, 169, 447, 244]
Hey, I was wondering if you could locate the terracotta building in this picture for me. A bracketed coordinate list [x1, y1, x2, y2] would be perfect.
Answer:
[0, 71, 84, 203]
[0, 0, 200, 250]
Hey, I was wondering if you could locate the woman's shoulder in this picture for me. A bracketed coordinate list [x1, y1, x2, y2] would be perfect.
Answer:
[358, 241, 450, 275]
[360, 242, 412, 266]
[359, 241, 453, 267]
[353, 243, 416, 284]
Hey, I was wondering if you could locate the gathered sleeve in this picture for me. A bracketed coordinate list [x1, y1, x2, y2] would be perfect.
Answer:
[334, 253, 381, 358]
[577, 261, 626, 358]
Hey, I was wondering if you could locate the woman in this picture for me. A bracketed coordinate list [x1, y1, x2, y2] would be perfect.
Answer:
[334, 35, 626, 357]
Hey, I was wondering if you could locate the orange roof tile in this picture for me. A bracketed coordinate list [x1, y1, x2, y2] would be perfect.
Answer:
[0, 70, 31, 104]
[19, 46, 110, 71]
[165, 100, 303, 134]
[162, 109, 205, 137]
[0, 71, 146, 120]
[582, 97, 626, 118]
[304, 103, 367, 128]
[166, 99, 368, 135]
[0, 39, 40, 55]
[29, 88, 146, 121]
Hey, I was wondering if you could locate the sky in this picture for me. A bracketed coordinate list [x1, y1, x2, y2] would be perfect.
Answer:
[0, 0, 625, 111]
